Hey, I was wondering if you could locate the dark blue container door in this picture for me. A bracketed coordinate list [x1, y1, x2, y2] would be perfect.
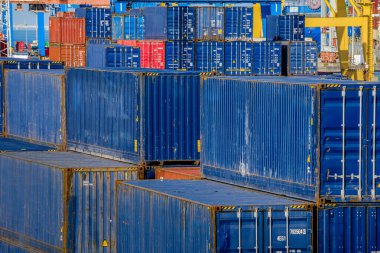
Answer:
[216, 210, 261, 252]
[367, 87, 380, 200]
[320, 87, 367, 201]
[225, 7, 253, 41]
[368, 207, 380, 251]
[264, 210, 312, 253]
[318, 207, 367, 252]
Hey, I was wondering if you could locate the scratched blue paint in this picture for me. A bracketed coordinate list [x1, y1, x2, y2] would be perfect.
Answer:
[0, 151, 142, 253]
[318, 204, 380, 252]
[117, 180, 314, 252]
[201, 76, 380, 202]
[66, 68, 200, 164]
[4, 69, 65, 149]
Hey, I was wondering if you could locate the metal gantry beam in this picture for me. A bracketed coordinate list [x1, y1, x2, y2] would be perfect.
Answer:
[0, 0, 11, 56]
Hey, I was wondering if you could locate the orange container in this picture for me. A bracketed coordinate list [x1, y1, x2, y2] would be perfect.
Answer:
[50, 44, 86, 67]
[49, 17, 86, 45]
[117, 40, 138, 47]
[56, 12, 76, 18]
[154, 167, 202, 180]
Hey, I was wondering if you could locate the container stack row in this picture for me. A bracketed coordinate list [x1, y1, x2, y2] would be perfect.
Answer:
[49, 7, 141, 68]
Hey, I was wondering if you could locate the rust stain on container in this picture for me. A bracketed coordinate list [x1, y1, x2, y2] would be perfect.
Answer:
[50, 44, 86, 67]
[155, 167, 201, 180]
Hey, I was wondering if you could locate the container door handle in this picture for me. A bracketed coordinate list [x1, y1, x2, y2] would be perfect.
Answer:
[356, 86, 363, 200]
[285, 207, 289, 253]
[254, 208, 258, 253]
[237, 208, 242, 253]
[340, 86, 347, 200]
[268, 208, 272, 253]
[372, 86, 379, 199]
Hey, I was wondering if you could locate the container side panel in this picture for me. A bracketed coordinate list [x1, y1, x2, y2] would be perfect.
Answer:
[195, 42, 224, 74]
[5, 70, 64, 147]
[0, 156, 63, 252]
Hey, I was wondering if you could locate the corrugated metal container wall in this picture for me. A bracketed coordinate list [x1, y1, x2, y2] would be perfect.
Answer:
[195, 7, 224, 41]
[318, 205, 380, 252]
[201, 76, 380, 202]
[165, 41, 195, 70]
[86, 44, 140, 68]
[253, 41, 282, 75]
[66, 69, 200, 164]
[195, 41, 224, 74]
[111, 14, 124, 41]
[0, 151, 142, 253]
[154, 167, 201, 180]
[75, 8, 111, 39]
[124, 13, 145, 40]
[86, 38, 111, 44]
[50, 44, 86, 67]
[4, 69, 65, 149]
[224, 41, 253, 75]
[49, 17, 86, 44]
[0, 241, 29, 253]
[0, 137, 55, 152]
[137, 40, 165, 69]
[142, 7, 195, 40]
[117, 180, 314, 253]
[224, 7, 253, 41]
[142, 7, 167, 40]
[266, 15, 305, 41]
[285, 41, 318, 75]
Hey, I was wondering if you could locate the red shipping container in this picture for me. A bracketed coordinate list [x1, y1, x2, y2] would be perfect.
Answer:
[154, 167, 202, 180]
[49, 17, 85, 45]
[117, 40, 165, 69]
[15, 41, 25, 52]
[50, 44, 86, 67]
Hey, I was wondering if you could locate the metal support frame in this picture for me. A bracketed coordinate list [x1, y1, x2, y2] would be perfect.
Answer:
[0, 0, 11, 56]
[306, 0, 375, 81]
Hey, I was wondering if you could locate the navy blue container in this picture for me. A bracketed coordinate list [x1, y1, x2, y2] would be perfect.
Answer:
[143, 7, 195, 40]
[66, 69, 200, 164]
[165, 41, 195, 70]
[201, 76, 380, 202]
[253, 41, 282, 75]
[224, 41, 253, 75]
[86, 38, 111, 44]
[318, 204, 380, 252]
[75, 7, 111, 38]
[195, 41, 224, 74]
[284, 41, 318, 75]
[0, 151, 142, 253]
[86, 44, 140, 68]
[266, 15, 305, 41]
[305, 27, 321, 51]
[117, 180, 314, 252]
[0, 137, 55, 152]
[4, 69, 66, 149]
[195, 7, 224, 41]
[225, 7, 253, 41]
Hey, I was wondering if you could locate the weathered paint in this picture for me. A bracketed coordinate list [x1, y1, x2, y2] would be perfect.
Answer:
[75, 8, 111, 39]
[195, 41, 224, 74]
[318, 204, 380, 252]
[66, 68, 200, 164]
[195, 7, 224, 41]
[0, 137, 55, 152]
[201, 76, 380, 202]
[4, 69, 66, 149]
[0, 151, 142, 253]
[252, 41, 282, 75]
[224, 7, 253, 41]
[117, 180, 314, 252]
[86, 44, 140, 68]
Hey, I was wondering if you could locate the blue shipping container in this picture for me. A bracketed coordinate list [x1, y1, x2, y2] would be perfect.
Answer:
[0, 241, 28, 253]
[195, 7, 224, 41]
[266, 15, 305, 41]
[142, 7, 195, 40]
[75, 8, 111, 38]
[0, 151, 142, 253]
[111, 14, 125, 40]
[201, 76, 380, 202]
[195, 41, 224, 74]
[86, 44, 140, 68]
[4, 69, 65, 149]
[66, 68, 200, 164]
[165, 41, 195, 70]
[225, 7, 253, 41]
[285, 41, 318, 75]
[305, 27, 321, 51]
[0, 137, 55, 152]
[318, 205, 380, 252]
[124, 13, 145, 40]
[253, 41, 282, 75]
[117, 180, 314, 252]
[224, 41, 253, 75]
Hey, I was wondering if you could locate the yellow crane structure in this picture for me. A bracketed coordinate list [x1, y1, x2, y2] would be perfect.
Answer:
[305, 0, 375, 81]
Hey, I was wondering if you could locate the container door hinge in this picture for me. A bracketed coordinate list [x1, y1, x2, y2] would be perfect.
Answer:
[268, 208, 272, 253]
